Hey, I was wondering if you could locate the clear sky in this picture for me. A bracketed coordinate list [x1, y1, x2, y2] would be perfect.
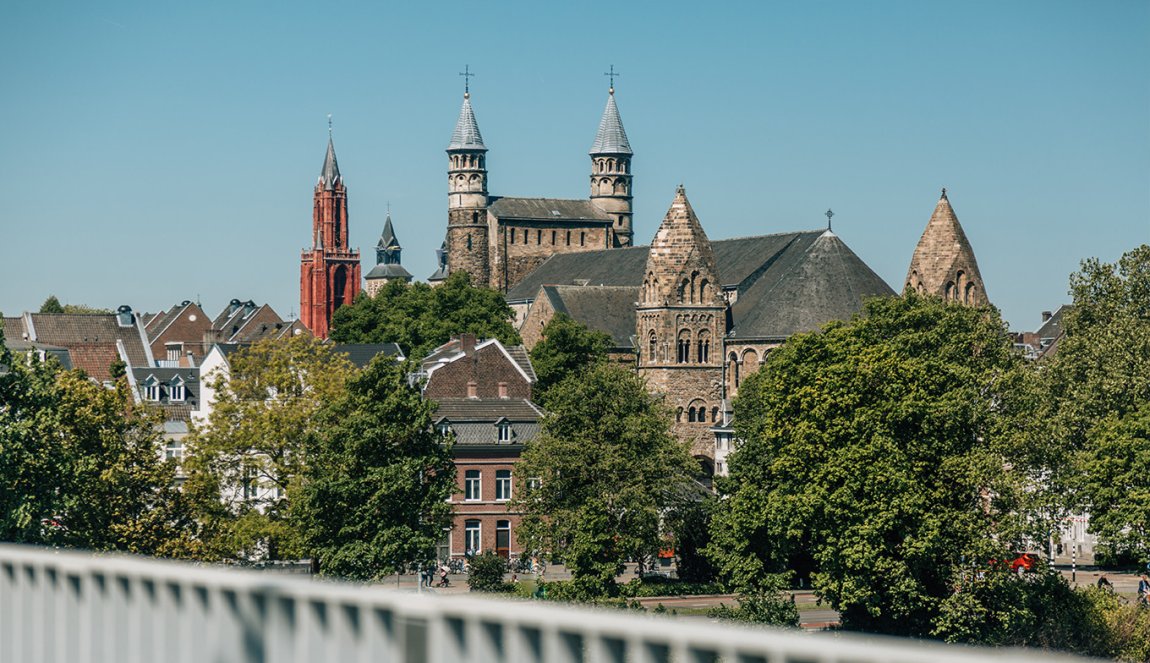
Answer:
[1, 1, 1147, 331]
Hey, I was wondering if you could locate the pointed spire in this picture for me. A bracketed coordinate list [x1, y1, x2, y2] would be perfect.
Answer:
[590, 86, 632, 155]
[319, 120, 341, 190]
[641, 186, 722, 306]
[378, 213, 399, 251]
[448, 91, 486, 151]
[904, 189, 989, 305]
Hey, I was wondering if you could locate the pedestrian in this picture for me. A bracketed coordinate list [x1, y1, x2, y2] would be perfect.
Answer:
[439, 566, 450, 588]
[1096, 575, 1112, 591]
[1138, 574, 1150, 607]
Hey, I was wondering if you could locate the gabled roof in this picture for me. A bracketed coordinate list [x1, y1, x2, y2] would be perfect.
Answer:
[9, 311, 152, 381]
[505, 231, 828, 301]
[433, 398, 545, 422]
[729, 230, 895, 340]
[488, 197, 613, 224]
[448, 93, 486, 151]
[539, 285, 640, 349]
[590, 89, 632, 155]
[421, 337, 537, 385]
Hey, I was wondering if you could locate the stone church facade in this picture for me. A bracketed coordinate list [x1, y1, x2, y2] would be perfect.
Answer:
[436, 85, 635, 292]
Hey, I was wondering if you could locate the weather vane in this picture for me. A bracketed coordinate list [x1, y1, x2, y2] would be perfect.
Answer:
[825, 209, 834, 232]
[327, 114, 332, 136]
[604, 65, 620, 91]
[460, 65, 475, 95]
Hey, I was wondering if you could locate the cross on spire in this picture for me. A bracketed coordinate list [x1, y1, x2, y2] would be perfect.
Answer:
[460, 65, 475, 96]
[825, 209, 834, 232]
[604, 65, 620, 92]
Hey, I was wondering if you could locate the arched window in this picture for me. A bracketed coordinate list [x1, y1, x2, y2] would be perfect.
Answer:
[687, 399, 706, 424]
[688, 407, 696, 423]
[697, 330, 711, 363]
[742, 348, 759, 369]
[964, 282, 976, 304]
[648, 330, 657, 362]
[677, 330, 691, 364]
[728, 351, 740, 390]
[678, 279, 690, 304]
[711, 406, 719, 423]
[944, 281, 956, 300]
[466, 235, 473, 251]
[699, 279, 710, 302]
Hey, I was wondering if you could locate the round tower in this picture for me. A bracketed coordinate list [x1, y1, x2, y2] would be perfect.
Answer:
[446, 89, 491, 287]
[590, 85, 634, 247]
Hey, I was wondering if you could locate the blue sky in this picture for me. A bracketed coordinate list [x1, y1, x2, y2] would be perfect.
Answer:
[1, 1, 1147, 330]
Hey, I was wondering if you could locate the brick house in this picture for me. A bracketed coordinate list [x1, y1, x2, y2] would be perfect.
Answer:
[143, 300, 212, 367]
[419, 334, 543, 561]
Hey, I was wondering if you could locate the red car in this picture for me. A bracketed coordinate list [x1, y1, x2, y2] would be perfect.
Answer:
[1009, 553, 1039, 573]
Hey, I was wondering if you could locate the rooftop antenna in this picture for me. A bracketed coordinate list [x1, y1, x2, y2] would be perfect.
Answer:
[825, 209, 834, 232]
[327, 114, 332, 137]
[604, 64, 620, 93]
[460, 65, 475, 97]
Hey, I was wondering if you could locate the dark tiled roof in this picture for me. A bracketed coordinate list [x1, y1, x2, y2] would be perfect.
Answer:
[432, 398, 544, 421]
[541, 285, 639, 349]
[332, 343, 405, 367]
[590, 91, 632, 155]
[421, 338, 537, 383]
[506, 231, 826, 300]
[489, 197, 612, 224]
[2, 317, 26, 341]
[2, 340, 74, 371]
[448, 94, 486, 151]
[504, 345, 537, 382]
[365, 264, 414, 280]
[320, 136, 341, 190]
[1036, 305, 1070, 341]
[729, 231, 895, 340]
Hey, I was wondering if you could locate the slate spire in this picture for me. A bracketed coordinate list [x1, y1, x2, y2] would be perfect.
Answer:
[376, 213, 402, 265]
[319, 135, 341, 190]
[448, 92, 486, 151]
[590, 87, 632, 155]
[904, 189, 989, 305]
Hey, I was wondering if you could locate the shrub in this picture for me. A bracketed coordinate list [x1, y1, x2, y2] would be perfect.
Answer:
[467, 551, 512, 593]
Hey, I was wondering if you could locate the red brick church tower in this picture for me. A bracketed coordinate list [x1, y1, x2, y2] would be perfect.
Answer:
[300, 123, 361, 339]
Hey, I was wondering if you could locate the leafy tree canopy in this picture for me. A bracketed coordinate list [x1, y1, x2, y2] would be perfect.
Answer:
[330, 271, 520, 358]
[183, 334, 355, 560]
[528, 313, 611, 408]
[293, 356, 456, 580]
[38, 295, 111, 314]
[709, 294, 1051, 637]
[514, 363, 696, 599]
[0, 340, 193, 555]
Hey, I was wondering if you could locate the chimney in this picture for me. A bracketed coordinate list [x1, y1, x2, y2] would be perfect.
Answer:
[460, 333, 477, 355]
[467, 380, 478, 399]
[1041, 311, 1052, 322]
[498, 382, 508, 399]
[116, 305, 134, 328]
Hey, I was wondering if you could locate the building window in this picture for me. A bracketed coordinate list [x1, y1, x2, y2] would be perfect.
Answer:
[143, 376, 160, 401]
[580, 232, 585, 246]
[551, 230, 556, 244]
[566, 230, 571, 245]
[170, 377, 186, 402]
[438, 423, 452, 438]
[510, 229, 516, 245]
[697, 331, 711, 363]
[465, 520, 481, 555]
[164, 440, 183, 461]
[527, 477, 541, 494]
[495, 470, 511, 501]
[536, 229, 542, 245]
[497, 423, 511, 443]
[465, 470, 481, 501]
[496, 520, 511, 558]
[165, 343, 183, 362]
[677, 330, 691, 364]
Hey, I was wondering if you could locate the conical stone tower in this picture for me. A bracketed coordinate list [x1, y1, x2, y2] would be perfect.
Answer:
[905, 189, 989, 306]
[637, 186, 725, 462]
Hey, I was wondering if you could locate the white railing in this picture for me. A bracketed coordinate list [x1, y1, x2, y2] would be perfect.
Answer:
[0, 544, 1086, 663]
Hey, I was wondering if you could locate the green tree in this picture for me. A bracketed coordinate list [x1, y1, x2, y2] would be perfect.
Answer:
[39, 295, 64, 313]
[293, 357, 455, 580]
[330, 271, 520, 358]
[467, 551, 513, 592]
[709, 294, 1049, 636]
[184, 335, 355, 560]
[0, 340, 193, 555]
[514, 363, 697, 599]
[528, 313, 611, 408]
[1045, 245, 1150, 560]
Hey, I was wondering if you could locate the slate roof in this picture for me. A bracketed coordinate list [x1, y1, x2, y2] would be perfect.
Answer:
[1036, 305, 1070, 343]
[433, 398, 544, 447]
[378, 215, 399, 250]
[332, 343, 405, 367]
[539, 285, 639, 349]
[729, 230, 895, 340]
[133, 366, 200, 422]
[506, 231, 828, 300]
[590, 90, 632, 155]
[365, 263, 414, 280]
[0, 340, 73, 371]
[448, 94, 486, 151]
[488, 197, 613, 224]
[319, 136, 341, 190]
[422, 337, 537, 383]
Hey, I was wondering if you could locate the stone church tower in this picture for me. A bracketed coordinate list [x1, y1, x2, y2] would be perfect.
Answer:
[636, 186, 725, 461]
[300, 128, 361, 339]
[445, 90, 491, 287]
[904, 189, 989, 306]
[590, 85, 634, 247]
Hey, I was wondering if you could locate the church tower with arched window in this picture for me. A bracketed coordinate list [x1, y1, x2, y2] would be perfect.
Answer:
[904, 189, 989, 306]
[590, 84, 634, 247]
[636, 186, 726, 460]
[300, 126, 361, 339]
[446, 88, 491, 287]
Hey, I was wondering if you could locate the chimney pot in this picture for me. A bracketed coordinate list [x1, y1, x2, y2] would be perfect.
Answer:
[1041, 311, 1052, 322]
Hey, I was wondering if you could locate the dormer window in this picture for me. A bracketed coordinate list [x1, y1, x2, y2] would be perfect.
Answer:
[438, 422, 453, 439]
[497, 422, 511, 443]
[170, 376, 186, 403]
[143, 375, 160, 402]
